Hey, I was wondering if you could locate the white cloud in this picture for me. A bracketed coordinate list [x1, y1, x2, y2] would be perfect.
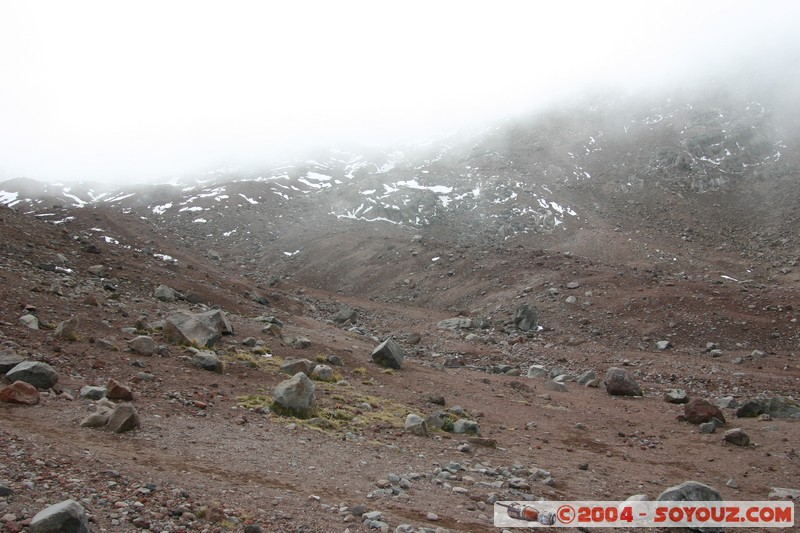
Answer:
[1, 0, 799, 183]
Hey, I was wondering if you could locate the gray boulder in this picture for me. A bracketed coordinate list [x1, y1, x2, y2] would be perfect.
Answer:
[128, 335, 155, 356]
[665, 389, 689, 404]
[107, 403, 141, 433]
[154, 284, 177, 302]
[79, 385, 106, 400]
[737, 396, 800, 419]
[453, 419, 480, 436]
[280, 358, 316, 376]
[604, 367, 642, 396]
[437, 318, 473, 330]
[526, 364, 548, 379]
[657, 480, 721, 502]
[0, 349, 24, 374]
[577, 370, 597, 386]
[334, 306, 357, 324]
[404, 414, 429, 436]
[54, 318, 80, 340]
[311, 364, 334, 382]
[193, 351, 223, 372]
[19, 314, 39, 330]
[656, 480, 724, 532]
[163, 309, 232, 348]
[514, 304, 539, 332]
[724, 428, 750, 446]
[272, 372, 316, 418]
[371, 338, 404, 369]
[29, 499, 89, 533]
[7, 361, 58, 389]
[80, 398, 116, 428]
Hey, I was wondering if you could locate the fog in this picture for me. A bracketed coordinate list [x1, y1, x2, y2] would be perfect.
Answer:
[1, 1, 799, 184]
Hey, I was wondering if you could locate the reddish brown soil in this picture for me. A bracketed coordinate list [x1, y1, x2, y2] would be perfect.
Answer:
[1, 204, 798, 533]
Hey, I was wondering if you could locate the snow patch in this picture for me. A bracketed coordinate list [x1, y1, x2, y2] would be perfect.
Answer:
[153, 203, 172, 215]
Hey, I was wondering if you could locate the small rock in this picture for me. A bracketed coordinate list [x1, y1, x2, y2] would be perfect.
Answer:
[54, 317, 80, 340]
[106, 378, 134, 401]
[311, 365, 334, 382]
[280, 358, 316, 376]
[79, 386, 106, 400]
[128, 335, 155, 356]
[577, 370, 597, 385]
[153, 284, 177, 302]
[656, 340, 671, 350]
[106, 403, 141, 433]
[723, 428, 750, 446]
[291, 336, 311, 349]
[193, 351, 223, 372]
[726, 479, 739, 489]
[664, 389, 689, 404]
[526, 364, 548, 379]
[768, 487, 800, 500]
[18, 315, 39, 330]
[452, 419, 480, 436]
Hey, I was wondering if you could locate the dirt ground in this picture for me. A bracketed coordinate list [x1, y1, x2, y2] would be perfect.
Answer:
[1, 202, 798, 533]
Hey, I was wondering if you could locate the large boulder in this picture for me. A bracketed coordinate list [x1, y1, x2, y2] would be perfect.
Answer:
[0, 381, 40, 405]
[736, 397, 800, 419]
[29, 499, 89, 533]
[163, 309, 232, 348]
[684, 398, 726, 425]
[272, 372, 316, 418]
[604, 367, 642, 396]
[6, 361, 58, 389]
[513, 304, 539, 332]
[371, 338, 404, 369]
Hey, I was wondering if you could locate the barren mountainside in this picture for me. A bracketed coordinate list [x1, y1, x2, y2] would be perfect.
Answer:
[0, 84, 799, 532]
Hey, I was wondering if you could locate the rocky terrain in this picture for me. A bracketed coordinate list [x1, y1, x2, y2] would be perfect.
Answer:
[1, 84, 799, 533]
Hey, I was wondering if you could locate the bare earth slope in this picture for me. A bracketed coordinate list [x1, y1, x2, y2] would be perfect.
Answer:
[1, 88, 799, 533]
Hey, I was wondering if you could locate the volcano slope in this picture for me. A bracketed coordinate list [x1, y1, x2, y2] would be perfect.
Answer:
[1, 90, 800, 532]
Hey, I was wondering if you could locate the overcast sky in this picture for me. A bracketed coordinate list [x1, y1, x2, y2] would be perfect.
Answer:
[1, 1, 799, 183]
